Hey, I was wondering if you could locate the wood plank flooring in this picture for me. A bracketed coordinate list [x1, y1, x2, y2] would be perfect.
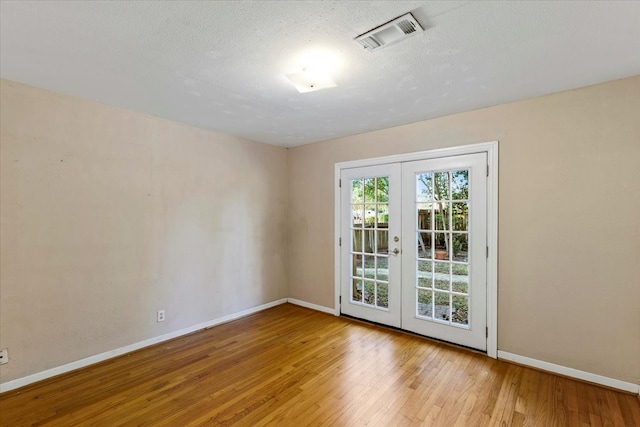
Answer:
[1, 303, 638, 426]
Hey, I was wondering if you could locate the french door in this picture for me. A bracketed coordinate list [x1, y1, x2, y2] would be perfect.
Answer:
[340, 164, 402, 327]
[340, 153, 488, 351]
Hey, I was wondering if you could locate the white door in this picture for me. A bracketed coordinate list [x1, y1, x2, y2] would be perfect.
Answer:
[340, 164, 402, 327]
[340, 153, 488, 351]
[401, 153, 487, 350]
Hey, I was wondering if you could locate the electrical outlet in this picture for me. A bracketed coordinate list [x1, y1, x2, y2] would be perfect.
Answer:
[0, 348, 8, 365]
[157, 310, 166, 322]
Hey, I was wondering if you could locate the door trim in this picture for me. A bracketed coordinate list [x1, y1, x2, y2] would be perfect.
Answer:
[334, 141, 499, 358]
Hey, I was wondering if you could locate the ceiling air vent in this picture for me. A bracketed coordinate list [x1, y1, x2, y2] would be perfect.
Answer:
[355, 12, 424, 52]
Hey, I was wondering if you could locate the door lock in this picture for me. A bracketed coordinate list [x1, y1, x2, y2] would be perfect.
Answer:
[391, 248, 400, 255]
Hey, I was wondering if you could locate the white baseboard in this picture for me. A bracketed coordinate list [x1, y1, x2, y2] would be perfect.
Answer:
[498, 350, 639, 394]
[287, 298, 336, 315]
[0, 298, 288, 393]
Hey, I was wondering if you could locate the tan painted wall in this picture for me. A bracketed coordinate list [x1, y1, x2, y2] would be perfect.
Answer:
[0, 80, 288, 383]
[287, 76, 640, 384]
[2, 76, 638, 387]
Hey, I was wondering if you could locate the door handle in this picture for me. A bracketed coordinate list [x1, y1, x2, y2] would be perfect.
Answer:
[391, 248, 400, 255]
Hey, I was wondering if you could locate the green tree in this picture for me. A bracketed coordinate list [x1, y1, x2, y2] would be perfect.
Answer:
[351, 177, 389, 203]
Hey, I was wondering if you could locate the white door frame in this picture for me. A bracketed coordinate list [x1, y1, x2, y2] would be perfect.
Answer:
[334, 141, 499, 358]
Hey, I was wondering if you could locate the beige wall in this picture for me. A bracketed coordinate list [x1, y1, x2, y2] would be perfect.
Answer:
[287, 76, 640, 384]
[0, 80, 288, 383]
[1, 76, 638, 388]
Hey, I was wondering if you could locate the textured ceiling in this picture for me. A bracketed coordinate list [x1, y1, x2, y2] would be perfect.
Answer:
[1, 1, 639, 147]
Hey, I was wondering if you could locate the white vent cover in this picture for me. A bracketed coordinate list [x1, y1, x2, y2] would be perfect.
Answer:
[355, 13, 424, 52]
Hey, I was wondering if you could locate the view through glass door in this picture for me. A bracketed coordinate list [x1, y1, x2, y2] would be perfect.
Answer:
[401, 154, 487, 350]
[340, 164, 401, 327]
[340, 153, 488, 351]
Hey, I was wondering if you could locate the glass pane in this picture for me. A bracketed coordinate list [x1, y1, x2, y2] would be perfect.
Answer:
[376, 177, 389, 202]
[417, 289, 433, 318]
[353, 254, 363, 277]
[352, 230, 362, 252]
[377, 283, 388, 308]
[452, 278, 468, 294]
[434, 291, 451, 322]
[434, 278, 449, 291]
[417, 203, 433, 230]
[416, 173, 433, 202]
[452, 233, 468, 262]
[434, 171, 450, 201]
[434, 203, 450, 231]
[434, 233, 449, 260]
[364, 178, 375, 203]
[376, 230, 389, 254]
[452, 262, 468, 276]
[452, 295, 469, 326]
[364, 204, 376, 228]
[411, 167, 474, 327]
[451, 170, 469, 200]
[376, 204, 389, 227]
[417, 260, 432, 288]
[363, 230, 375, 254]
[352, 204, 364, 228]
[376, 256, 389, 281]
[363, 255, 375, 279]
[352, 279, 362, 302]
[363, 280, 375, 305]
[351, 179, 363, 203]
[434, 261, 449, 274]
[452, 202, 468, 231]
[452, 264, 469, 293]
[417, 231, 432, 259]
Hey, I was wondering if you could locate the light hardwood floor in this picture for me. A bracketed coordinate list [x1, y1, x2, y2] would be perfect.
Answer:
[1, 303, 638, 426]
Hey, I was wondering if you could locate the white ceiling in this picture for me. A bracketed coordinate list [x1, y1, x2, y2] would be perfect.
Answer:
[1, 1, 639, 147]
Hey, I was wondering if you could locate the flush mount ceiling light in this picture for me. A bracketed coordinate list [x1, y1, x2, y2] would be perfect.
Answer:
[284, 48, 342, 93]
[286, 67, 337, 93]
[355, 12, 424, 51]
